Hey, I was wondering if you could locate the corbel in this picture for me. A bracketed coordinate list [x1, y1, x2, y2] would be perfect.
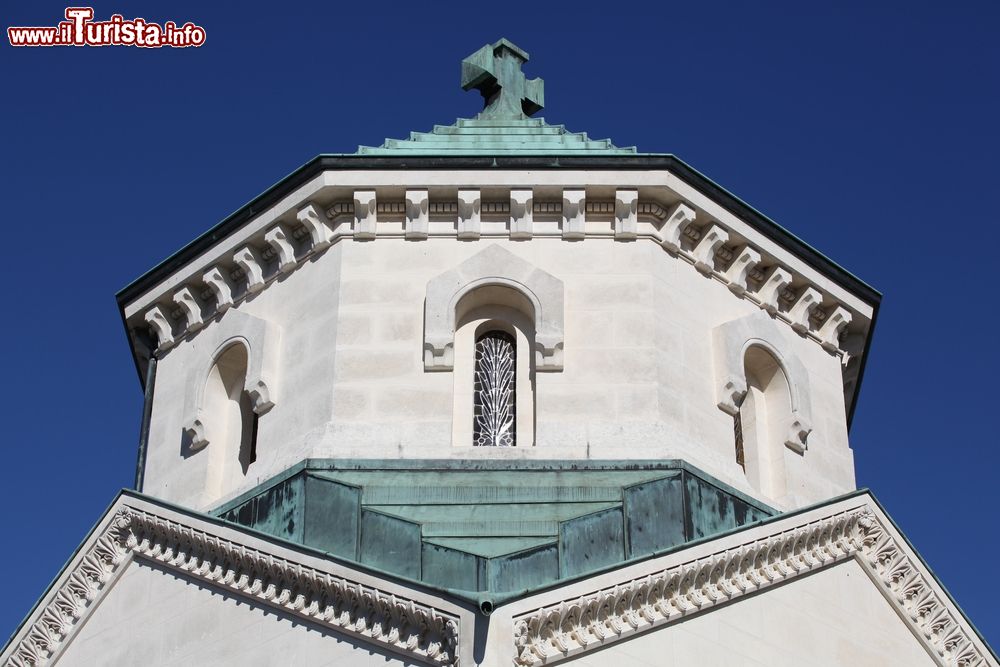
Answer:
[264, 224, 298, 274]
[657, 201, 696, 252]
[233, 246, 266, 293]
[723, 246, 761, 296]
[756, 266, 793, 314]
[353, 190, 377, 239]
[614, 189, 638, 240]
[202, 266, 235, 313]
[692, 224, 730, 275]
[562, 189, 586, 239]
[785, 415, 812, 454]
[818, 306, 853, 353]
[787, 287, 823, 334]
[510, 189, 533, 239]
[183, 414, 208, 451]
[144, 305, 175, 350]
[172, 287, 205, 333]
[717, 375, 748, 416]
[405, 189, 429, 240]
[457, 189, 481, 239]
[296, 201, 334, 250]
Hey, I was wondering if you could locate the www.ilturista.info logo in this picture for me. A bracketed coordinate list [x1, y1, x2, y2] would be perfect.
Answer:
[8, 7, 206, 48]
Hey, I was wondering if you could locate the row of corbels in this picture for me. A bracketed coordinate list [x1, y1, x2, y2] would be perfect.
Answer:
[336, 190, 855, 353]
[143, 201, 335, 351]
[141, 189, 852, 355]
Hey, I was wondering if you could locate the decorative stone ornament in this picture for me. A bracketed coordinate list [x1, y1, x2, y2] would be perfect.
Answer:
[7, 495, 989, 667]
[2, 499, 461, 667]
[180, 310, 280, 450]
[405, 189, 429, 239]
[457, 189, 481, 239]
[295, 201, 334, 250]
[202, 266, 235, 313]
[692, 223, 730, 275]
[510, 189, 533, 239]
[818, 305, 853, 352]
[656, 201, 697, 252]
[510, 499, 993, 667]
[263, 224, 297, 274]
[614, 189, 638, 240]
[171, 287, 205, 332]
[756, 266, 793, 315]
[712, 311, 813, 452]
[561, 189, 586, 239]
[424, 244, 565, 372]
[233, 245, 266, 293]
[724, 246, 762, 295]
[353, 190, 377, 240]
[126, 182, 865, 362]
[143, 305, 174, 350]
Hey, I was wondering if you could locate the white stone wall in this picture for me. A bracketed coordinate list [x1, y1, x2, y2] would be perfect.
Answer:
[561, 559, 936, 667]
[143, 244, 345, 509]
[143, 233, 855, 511]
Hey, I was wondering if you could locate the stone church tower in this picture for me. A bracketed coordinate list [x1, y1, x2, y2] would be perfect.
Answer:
[4, 40, 996, 667]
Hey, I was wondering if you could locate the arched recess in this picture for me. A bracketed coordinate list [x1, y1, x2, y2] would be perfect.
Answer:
[738, 345, 793, 498]
[452, 286, 537, 447]
[182, 310, 281, 451]
[713, 311, 812, 453]
[424, 244, 564, 372]
[201, 342, 258, 496]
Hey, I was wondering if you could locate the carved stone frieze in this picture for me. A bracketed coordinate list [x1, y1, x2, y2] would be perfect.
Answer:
[4, 505, 461, 667]
[511, 506, 991, 667]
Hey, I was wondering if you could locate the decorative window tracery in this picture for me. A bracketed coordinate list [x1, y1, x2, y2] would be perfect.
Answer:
[473, 330, 516, 447]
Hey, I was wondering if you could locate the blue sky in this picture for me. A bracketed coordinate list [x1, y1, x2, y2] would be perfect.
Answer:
[2, 0, 998, 651]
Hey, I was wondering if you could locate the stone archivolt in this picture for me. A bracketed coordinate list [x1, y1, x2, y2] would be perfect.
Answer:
[511, 505, 992, 667]
[136, 187, 857, 361]
[3, 505, 460, 667]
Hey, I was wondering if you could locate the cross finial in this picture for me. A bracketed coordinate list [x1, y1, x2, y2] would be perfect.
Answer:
[461, 39, 544, 120]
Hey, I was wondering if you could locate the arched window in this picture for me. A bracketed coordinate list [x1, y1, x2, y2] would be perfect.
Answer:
[473, 330, 517, 447]
[452, 285, 536, 447]
[735, 345, 793, 499]
[204, 343, 258, 495]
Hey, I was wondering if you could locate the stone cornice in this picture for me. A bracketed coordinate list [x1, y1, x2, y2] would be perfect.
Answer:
[3, 504, 460, 667]
[131, 188, 862, 362]
[510, 504, 994, 667]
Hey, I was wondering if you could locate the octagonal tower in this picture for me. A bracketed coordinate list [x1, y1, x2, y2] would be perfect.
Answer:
[116, 38, 878, 600]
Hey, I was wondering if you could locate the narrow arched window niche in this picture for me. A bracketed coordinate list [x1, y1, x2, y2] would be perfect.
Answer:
[202, 342, 259, 496]
[735, 345, 795, 499]
[453, 285, 536, 447]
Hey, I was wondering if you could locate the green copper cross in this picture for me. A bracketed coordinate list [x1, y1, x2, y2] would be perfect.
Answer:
[461, 39, 544, 119]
